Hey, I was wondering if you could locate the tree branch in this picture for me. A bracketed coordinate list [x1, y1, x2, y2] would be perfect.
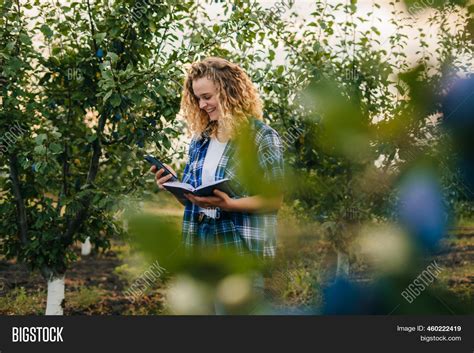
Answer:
[9, 153, 28, 245]
[86, 0, 98, 55]
[101, 135, 127, 145]
[62, 111, 107, 246]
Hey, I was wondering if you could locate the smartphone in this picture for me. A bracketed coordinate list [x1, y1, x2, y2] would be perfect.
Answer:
[144, 155, 178, 182]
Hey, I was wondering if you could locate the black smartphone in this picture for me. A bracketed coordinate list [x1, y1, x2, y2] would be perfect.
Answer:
[144, 155, 178, 182]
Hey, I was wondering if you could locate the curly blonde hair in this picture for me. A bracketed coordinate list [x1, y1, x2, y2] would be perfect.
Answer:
[180, 57, 263, 139]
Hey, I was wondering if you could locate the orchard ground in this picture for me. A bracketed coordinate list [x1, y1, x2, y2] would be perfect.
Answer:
[0, 193, 472, 315]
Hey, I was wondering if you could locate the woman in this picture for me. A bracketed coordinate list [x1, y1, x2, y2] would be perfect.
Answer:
[152, 57, 284, 257]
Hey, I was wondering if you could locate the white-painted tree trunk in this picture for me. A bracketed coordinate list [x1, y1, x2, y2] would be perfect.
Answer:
[81, 237, 91, 256]
[336, 251, 350, 277]
[45, 275, 65, 315]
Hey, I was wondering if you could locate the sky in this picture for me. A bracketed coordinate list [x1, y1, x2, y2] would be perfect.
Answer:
[199, 0, 464, 67]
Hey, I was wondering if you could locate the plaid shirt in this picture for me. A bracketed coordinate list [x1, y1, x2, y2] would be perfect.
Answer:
[181, 118, 284, 257]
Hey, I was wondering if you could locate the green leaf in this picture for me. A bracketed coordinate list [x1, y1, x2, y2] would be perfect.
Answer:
[50, 143, 62, 153]
[106, 52, 119, 63]
[40, 24, 53, 38]
[94, 32, 107, 44]
[87, 134, 98, 143]
[110, 93, 121, 107]
[35, 134, 47, 145]
[34, 145, 47, 154]
[103, 90, 113, 102]
[19, 33, 31, 45]
[191, 33, 202, 45]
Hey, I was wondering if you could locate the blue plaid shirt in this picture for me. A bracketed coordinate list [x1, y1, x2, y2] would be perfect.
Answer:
[181, 118, 284, 257]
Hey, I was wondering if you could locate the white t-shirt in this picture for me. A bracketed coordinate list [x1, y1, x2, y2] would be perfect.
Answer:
[200, 137, 228, 218]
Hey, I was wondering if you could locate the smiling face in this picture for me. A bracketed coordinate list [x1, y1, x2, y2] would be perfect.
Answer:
[192, 77, 222, 121]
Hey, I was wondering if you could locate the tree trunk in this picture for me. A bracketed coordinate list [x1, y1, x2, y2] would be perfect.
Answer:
[336, 251, 350, 277]
[81, 237, 92, 256]
[45, 275, 65, 315]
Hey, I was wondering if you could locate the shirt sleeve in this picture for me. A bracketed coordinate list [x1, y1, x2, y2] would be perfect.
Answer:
[181, 137, 196, 183]
[257, 128, 285, 185]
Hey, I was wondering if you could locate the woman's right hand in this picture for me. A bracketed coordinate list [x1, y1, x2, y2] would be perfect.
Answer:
[150, 164, 177, 190]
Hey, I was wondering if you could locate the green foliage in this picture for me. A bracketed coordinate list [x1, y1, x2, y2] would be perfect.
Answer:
[250, 0, 474, 252]
[1, 0, 472, 287]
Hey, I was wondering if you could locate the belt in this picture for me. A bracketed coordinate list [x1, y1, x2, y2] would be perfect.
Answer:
[197, 208, 227, 223]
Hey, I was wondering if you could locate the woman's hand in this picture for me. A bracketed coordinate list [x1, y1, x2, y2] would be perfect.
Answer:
[184, 189, 235, 211]
[150, 164, 177, 190]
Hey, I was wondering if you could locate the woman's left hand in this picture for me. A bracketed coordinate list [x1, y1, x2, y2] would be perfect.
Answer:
[184, 189, 235, 211]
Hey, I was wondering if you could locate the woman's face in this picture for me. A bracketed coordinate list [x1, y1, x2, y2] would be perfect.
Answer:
[192, 77, 222, 121]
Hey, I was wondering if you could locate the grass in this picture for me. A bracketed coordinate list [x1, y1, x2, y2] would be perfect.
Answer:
[455, 218, 474, 228]
[266, 207, 330, 310]
[269, 266, 320, 307]
[67, 287, 102, 311]
[0, 286, 104, 314]
[0, 287, 45, 315]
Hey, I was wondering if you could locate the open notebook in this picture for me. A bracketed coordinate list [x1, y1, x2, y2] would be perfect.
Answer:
[163, 178, 234, 202]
